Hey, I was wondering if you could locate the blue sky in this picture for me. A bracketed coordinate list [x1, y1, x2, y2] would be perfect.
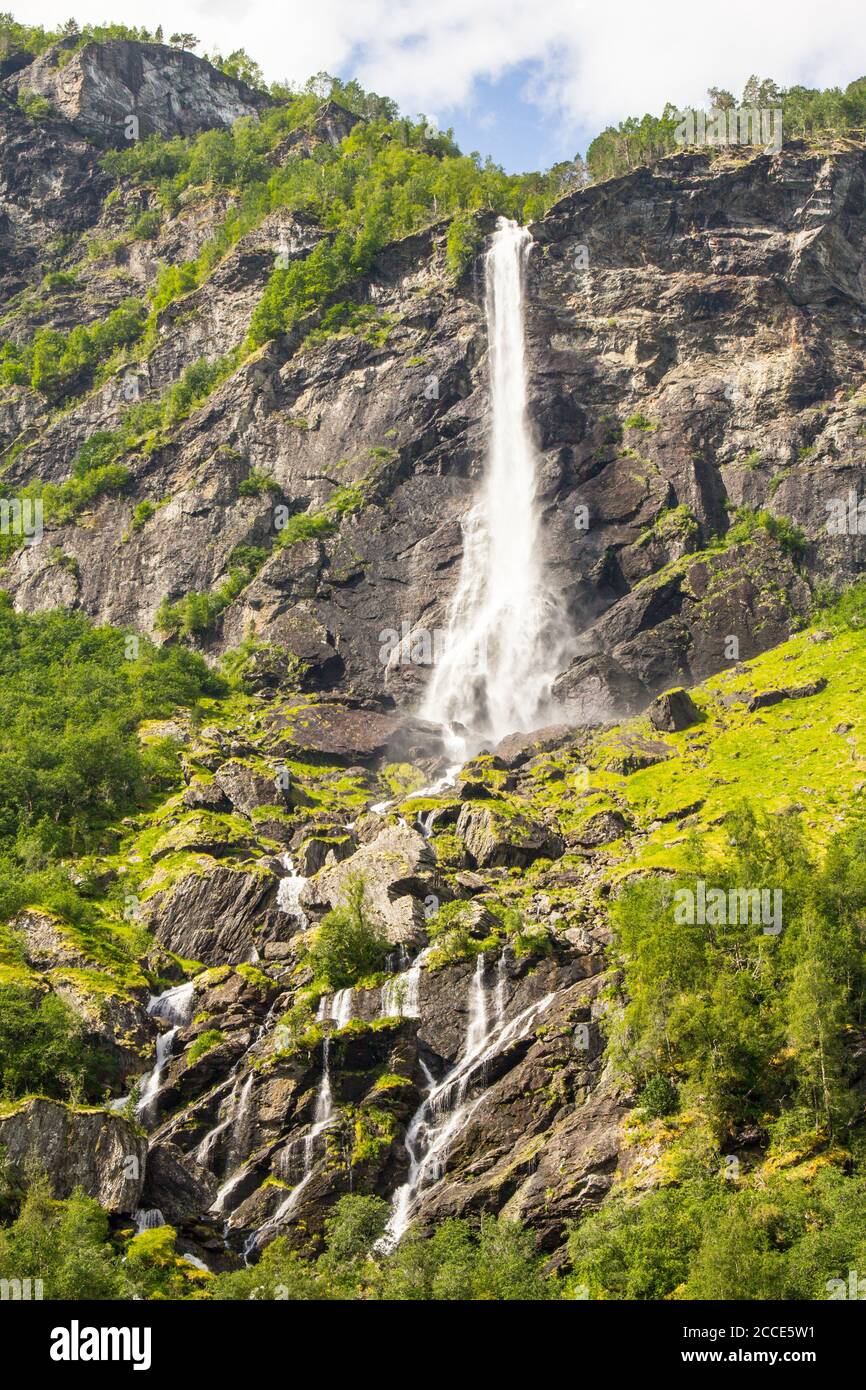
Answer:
[18, 0, 866, 173]
[386, 63, 586, 173]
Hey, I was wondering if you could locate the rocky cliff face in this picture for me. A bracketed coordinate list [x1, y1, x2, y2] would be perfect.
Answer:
[3, 41, 866, 1269]
[4, 39, 268, 143]
[4, 116, 866, 713]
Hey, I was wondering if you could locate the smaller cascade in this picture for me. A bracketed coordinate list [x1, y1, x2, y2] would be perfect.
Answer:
[136, 1025, 178, 1120]
[381, 951, 555, 1248]
[277, 854, 308, 928]
[225, 1072, 254, 1171]
[464, 952, 490, 1055]
[211, 1164, 251, 1217]
[380, 945, 432, 1018]
[147, 981, 194, 1028]
[179, 1250, 210, 1272]
[247, 1035, 336, 1254]
[318, 988, 354, 1028]
[134, 1208, 165, 1233]
[195, 1072, 252, 1170]
[494, 947, 510, 1018]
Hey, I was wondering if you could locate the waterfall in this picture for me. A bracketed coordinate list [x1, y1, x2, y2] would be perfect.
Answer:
[147, 981, 194, 1028]
[380, 945, 432, 1019]
[195, 1071, 253, 1170]
[277, 855, 308, 927]
[318, 988, 354, 1028]
[134, 1208, 165, 1233]
[464, 952, 489, 1054]
[246, 1036, 336, 1255]
[380, 952, 555, 1248]
[421, 217, 562, 758]
[136, 1025, 178, 1120]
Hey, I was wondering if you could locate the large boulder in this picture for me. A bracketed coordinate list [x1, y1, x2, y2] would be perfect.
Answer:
[455, 802, 564, 869]
[270, 702, 442, 768]
[300, 822, 439, 941]
[138, 1140, 218, 1225]
[647, 687, 701, 732]
[0, 1099, 146, 1212]
[213, 759, 288, 815]
[145, 865, 281, 965]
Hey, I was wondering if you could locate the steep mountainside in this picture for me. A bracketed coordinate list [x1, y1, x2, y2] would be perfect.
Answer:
[2, 35, 866, 1299]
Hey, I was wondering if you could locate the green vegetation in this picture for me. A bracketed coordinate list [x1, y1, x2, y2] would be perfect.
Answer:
[215, 1198, 555, 1299]
[306, 876, 389, 991]
[0, 986, 115, 1100]
[0, 1182, 554, 1300]
[724, 504, 806, 559]
[99, 87, 559, 354]
[0, 299, 147, 399]
[568, 1166, 866, 1300]
[0, 1180, 210, 1299]
[275, 483, 368, 549]
[445, 210, 483, 278]
[610, 806, 866, 1141]
[0, 597, 220, 1096]
[155, 544, 268, 639]
[0, 597, 219, 874]
[186, 1028, 224, 1064]
[586, 74, 866, 183]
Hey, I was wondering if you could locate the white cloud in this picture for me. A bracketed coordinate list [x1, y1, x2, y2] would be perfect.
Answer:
[18, 0, 866, 145]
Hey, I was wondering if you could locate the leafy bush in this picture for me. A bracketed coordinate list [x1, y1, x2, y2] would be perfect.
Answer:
[0, 984, 118, 1101]
[131, 209, 162, 240]
[445, 210, 482, 278]
[813, 579, 866, 631]
[186, 1029, 225, 1065]
[307, 876, 389, 990]
[155, 544, 268, 640]
[237, 470, 279, 497]
[0, 596, 221, 867]
[638, 1074, 679, 1118]
[0, 300, 148, 400]
[724, 505, 807, 559]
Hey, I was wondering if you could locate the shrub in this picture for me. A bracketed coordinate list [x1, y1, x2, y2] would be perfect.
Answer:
[445, 210, 482, 279]
[638, 1073, 679, 1118]
[237, 470, 279, 497]
[307, 876, 389, 990]
[131, 209, 162, 240]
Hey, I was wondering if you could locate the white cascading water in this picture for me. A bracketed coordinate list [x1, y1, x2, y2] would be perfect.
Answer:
[136, 1026, 178, 1120]
[245, 1036, 337, 1258]
[380, 945, 432, 1019]
[380, 951, 556, 1249]
[421, 217, 562, 759]
[318, 988, 354, 1028]
[277, 854, 308, 927]
[148, 981, 195, 1028]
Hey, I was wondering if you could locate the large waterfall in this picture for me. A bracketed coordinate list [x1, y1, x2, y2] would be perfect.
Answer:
[421, 217, 561, 757]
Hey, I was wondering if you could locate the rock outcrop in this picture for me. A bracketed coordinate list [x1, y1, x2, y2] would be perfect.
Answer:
[4, 40, 268, 143]
[0, 1099, 146, 1211]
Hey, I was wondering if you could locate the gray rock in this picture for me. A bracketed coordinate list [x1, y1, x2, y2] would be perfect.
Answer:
[300, 821, 439, 941]
[146, 865, 281, 964]
[5, 40, 268, 144]
[456, 801, 564, 869]
[0, 1099, 145, 1212]
[648, 687, 701, 731]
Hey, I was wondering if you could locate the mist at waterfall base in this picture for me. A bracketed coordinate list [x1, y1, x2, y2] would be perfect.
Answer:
[420, 217, 565, 764]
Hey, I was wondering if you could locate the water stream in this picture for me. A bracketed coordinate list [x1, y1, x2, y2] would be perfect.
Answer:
[381, 951, 555, 1248]
[420, 217, 563, 759]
